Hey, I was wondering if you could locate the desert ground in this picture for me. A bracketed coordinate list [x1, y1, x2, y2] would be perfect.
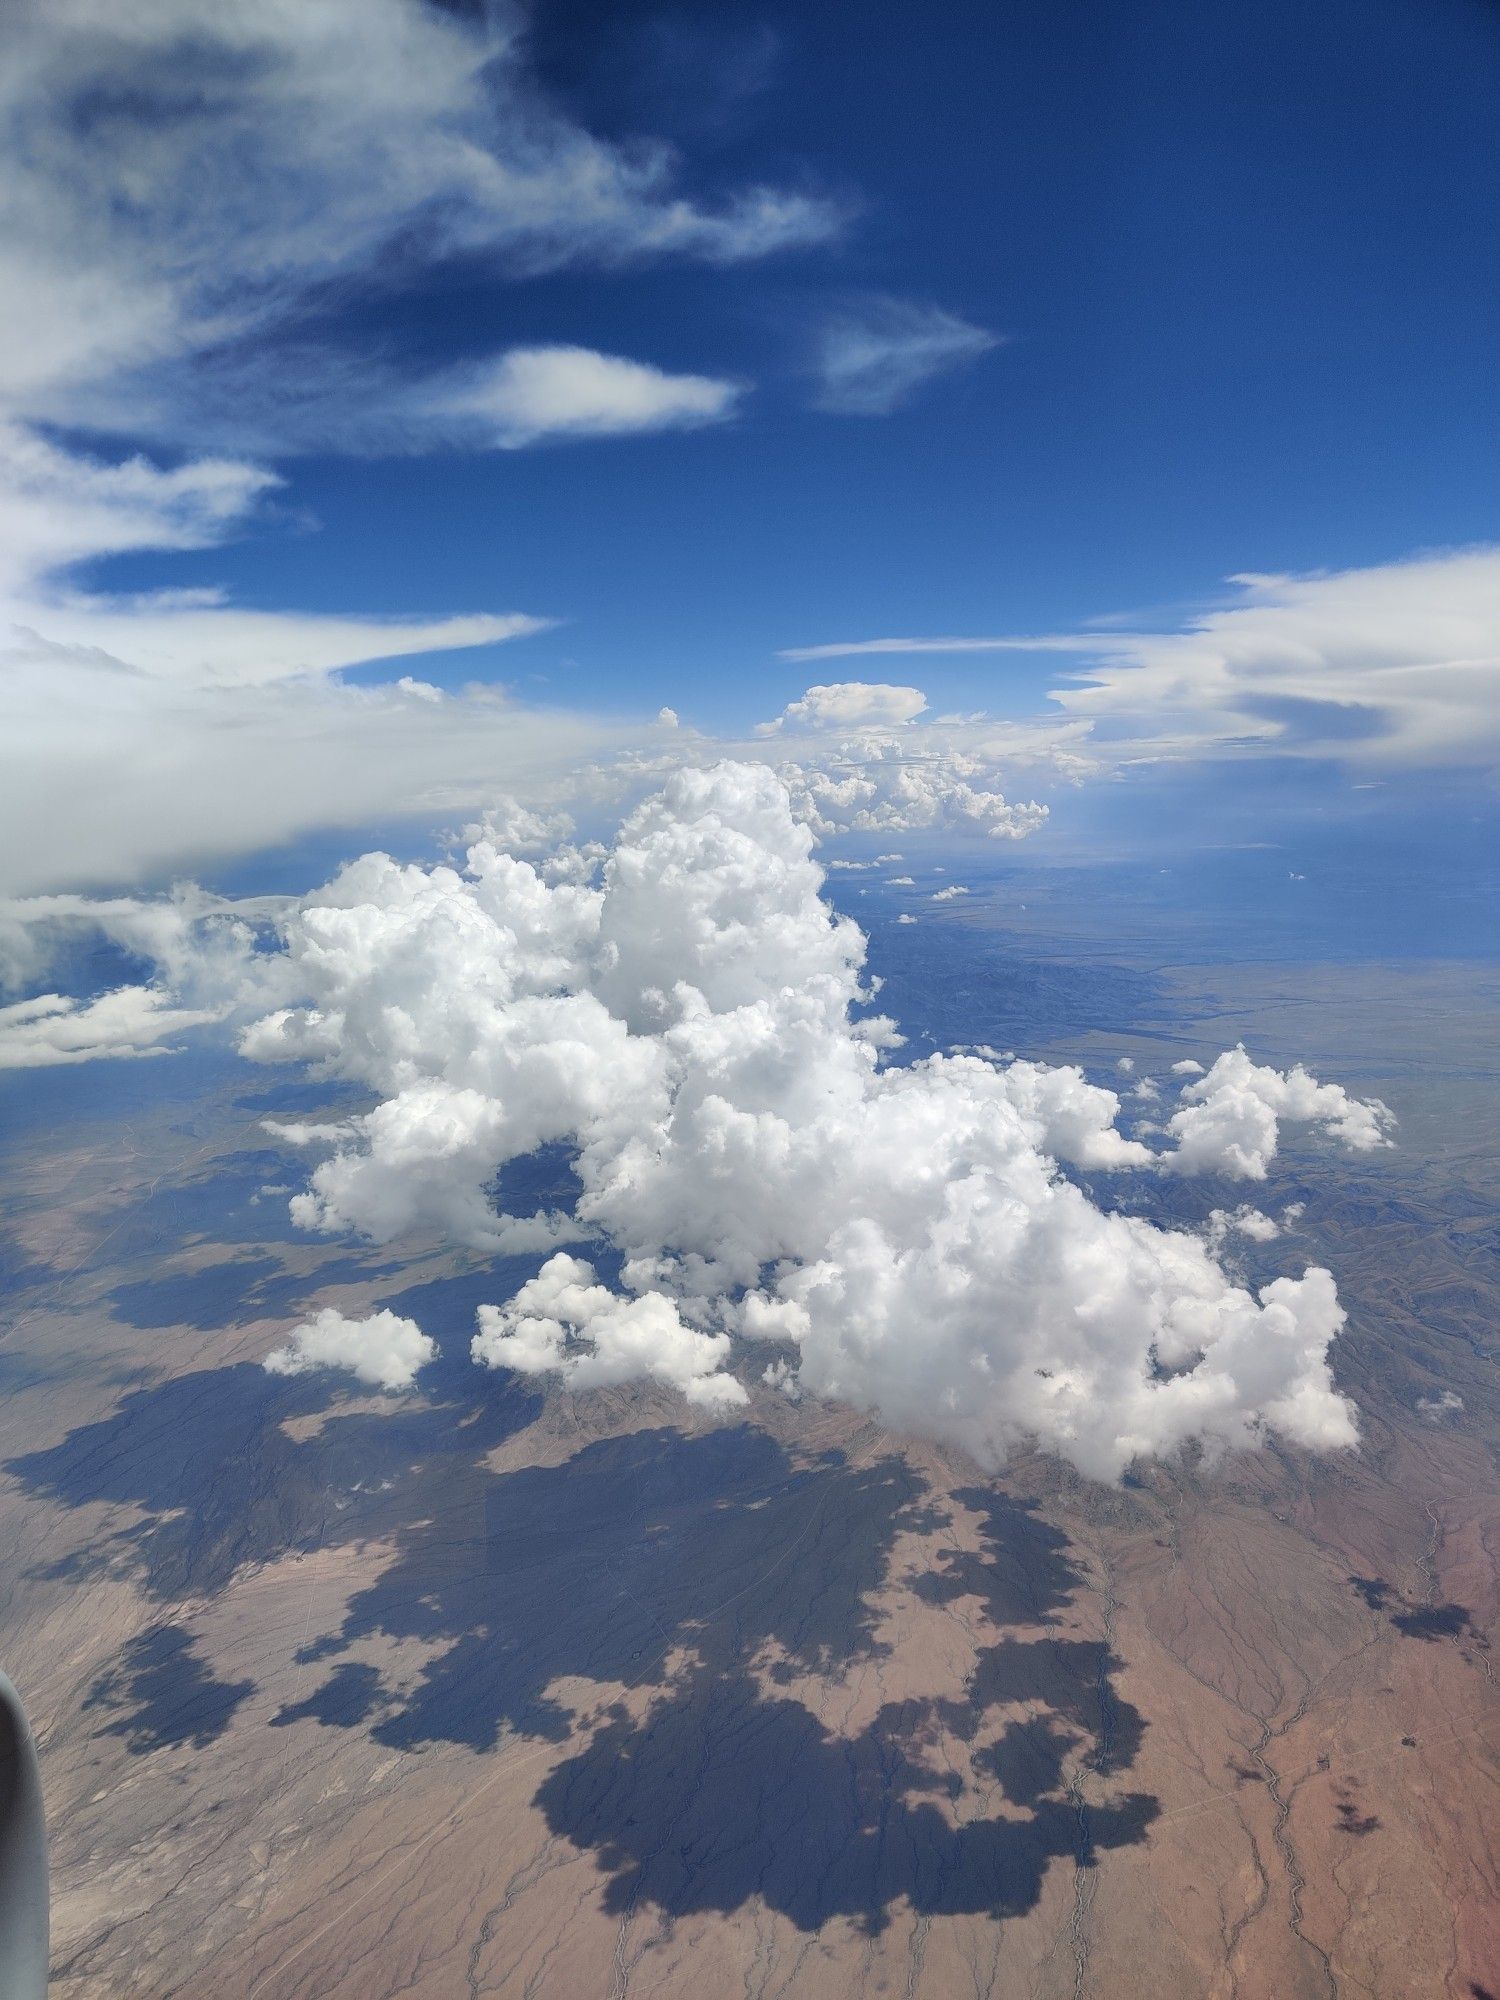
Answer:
[1, 951, 1494, 1999]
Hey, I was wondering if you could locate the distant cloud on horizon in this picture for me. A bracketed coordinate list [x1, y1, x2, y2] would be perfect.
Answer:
[776, 548, 1500, 768]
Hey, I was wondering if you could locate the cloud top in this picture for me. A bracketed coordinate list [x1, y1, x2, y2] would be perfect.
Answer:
[1167, 1046, 1394, 1180]
[232, 762, 1381, 1479]
[759, 681, 929, 733]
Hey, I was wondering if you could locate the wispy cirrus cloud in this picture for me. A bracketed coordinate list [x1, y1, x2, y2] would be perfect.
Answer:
[779, 634, 1085, 663]
[812, 297, 998, 416]
[1, 0, 836, 437]
[1, 0, 822, 893]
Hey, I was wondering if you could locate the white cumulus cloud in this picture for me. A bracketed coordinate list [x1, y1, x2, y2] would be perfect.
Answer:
[759, 681, 929, 733]
[473, 1254, 746, 1410]
[264, 1307, 436, 1392]
[1167, 1046, 1394, 1180]
[225, 762, 1374, 1480]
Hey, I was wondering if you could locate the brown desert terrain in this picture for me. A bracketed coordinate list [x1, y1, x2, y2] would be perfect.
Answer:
[0, 955, 1494, 1998]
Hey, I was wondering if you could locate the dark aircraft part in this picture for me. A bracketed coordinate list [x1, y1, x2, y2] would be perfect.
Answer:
[0, 1671, 48, 1999]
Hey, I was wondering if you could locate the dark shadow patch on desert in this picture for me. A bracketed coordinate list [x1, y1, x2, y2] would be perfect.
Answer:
[272, 1662, 389, 1732]
[107, 1250, 399, 1330]
[7, 1276, 543, 1601]
[259, 1427, 1158, 1930]
[0, 1237, 53, 1297]
[518, 1474, 1154, 1931]
[83, 1624, 253, 1754]
[915, 1487, 1081, 1622]
[979, 1715, 1074, 1806]
[488, 1139, 587, 1217]
[1333, 1796, 1380, 1837]
[531, 1483, 1155, 1931]
[1349, 1574, 1391, 1609]
[285, 1427, 924, 1753]
[1392, 1602, 1471, 1640]
[106, 1147, 312, 1254]
[536, 1663, 1155, 1934]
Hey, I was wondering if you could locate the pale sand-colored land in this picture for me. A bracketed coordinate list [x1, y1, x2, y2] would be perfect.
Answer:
[3, 1354, 1493, 2000]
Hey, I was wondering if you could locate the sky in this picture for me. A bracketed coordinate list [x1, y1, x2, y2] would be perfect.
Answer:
[259, 0, 1500, 720]
[0, 0, 1495, 1462]
[3, 0, 1498, 791]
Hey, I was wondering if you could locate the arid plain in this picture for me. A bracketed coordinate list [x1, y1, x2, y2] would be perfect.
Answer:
[1, 944, 1494, 2000]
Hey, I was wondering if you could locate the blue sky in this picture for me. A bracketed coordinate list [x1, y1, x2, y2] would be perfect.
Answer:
[78, 0, 1500, 730]
[2, 0, 1498, 903]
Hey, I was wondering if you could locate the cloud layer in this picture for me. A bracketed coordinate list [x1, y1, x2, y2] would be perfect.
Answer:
[0, 0, 825, 897]
[233, 762, 1385, 1479]
[1, 0, 834, 432]
[781, 549, 1500, 769]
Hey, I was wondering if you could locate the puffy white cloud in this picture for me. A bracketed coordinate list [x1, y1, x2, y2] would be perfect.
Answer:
[473, 1254, 746, 1410]
[228, 762, 1372, 1480]
[812, 298, 998, 416]
[264, 1307, 435, 1392]
[760, 682, 929, 733]
[420, 347, 742, 449]
[778, 752, 1048, 842]
[1415, 1389, 1463, 1421]
[1166, 1046, 1394, 1180]
[748, 680, 1065, 843]
[1204, 1205, 1282, 1255]
[1171, 1058, 1206, 1076]
[931, 884, 970, 901]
